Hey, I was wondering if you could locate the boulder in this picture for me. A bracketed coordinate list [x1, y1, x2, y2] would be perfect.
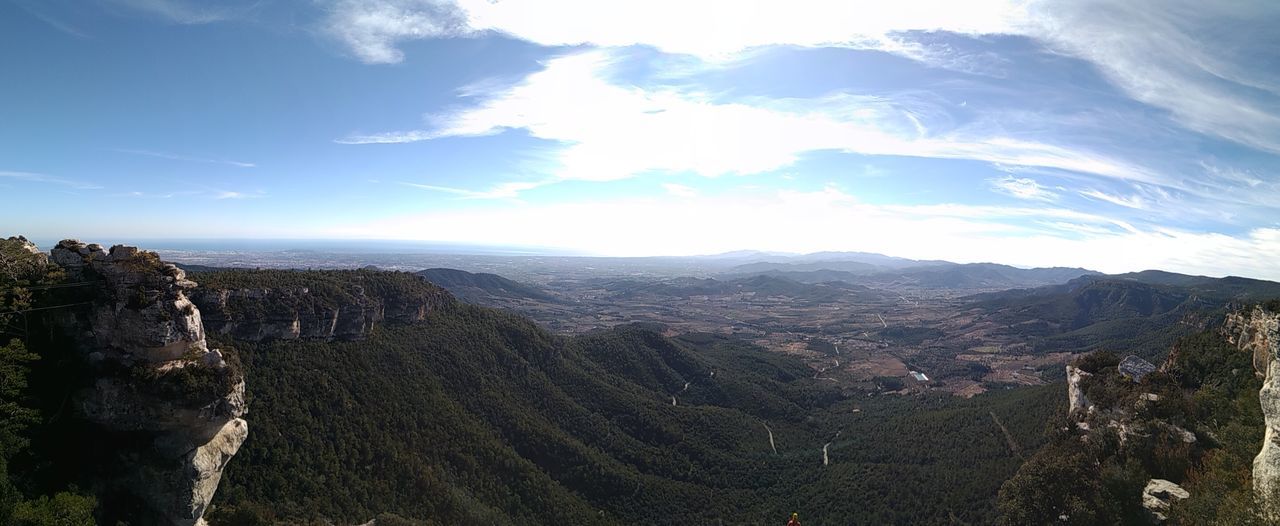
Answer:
[1142, 479, 1189, 522]
[1118, 355, 1157, 382]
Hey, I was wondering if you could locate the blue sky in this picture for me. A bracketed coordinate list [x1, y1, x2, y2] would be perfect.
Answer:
[3, 0, 1280, 278]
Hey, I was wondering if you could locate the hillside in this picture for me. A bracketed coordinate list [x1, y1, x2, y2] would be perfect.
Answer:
[734, 262, 1098, 293]
[193, 269, 1060, 525]
[595, 274, 882, 303]
[416, 268, 559, 304]
[965, 273, 1280, 363]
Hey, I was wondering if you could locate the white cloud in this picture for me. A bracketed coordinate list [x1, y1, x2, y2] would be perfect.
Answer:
[1079, 189, 1147, 210]
[400, 180, 541, 199]
[0, 170, 102, 190]
[107, 0, 245, 24]
[662, 183, 698, 198]
[213, 190, 265, 199]
[325, 0, 470, 64]
[343, 50, 1150, 191]
[327, 0, 1020, 62]
[1026, 0, 1280, 153]
[112, 148, 256, 168]
[324, 0, 1280, 154]
[989, 175, 1057, 201]
[328, 186, 1280, 280]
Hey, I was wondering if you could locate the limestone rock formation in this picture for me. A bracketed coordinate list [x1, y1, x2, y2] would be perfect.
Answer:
[49, 240, 247, 526]
[1222, 305, 1280, 515]
[190, 281, 448, 342]
[1066, 365, 1093, 426]
[1142, 478, 1189, 522]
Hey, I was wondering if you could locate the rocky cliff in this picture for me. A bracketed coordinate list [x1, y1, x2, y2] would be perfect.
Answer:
[49, 240, 247, 526]
[1222, 305, 1280, 515]
[189, 271, 452, 342]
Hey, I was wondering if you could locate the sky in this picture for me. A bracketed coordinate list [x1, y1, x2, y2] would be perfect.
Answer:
[2, 0, 1280, 279]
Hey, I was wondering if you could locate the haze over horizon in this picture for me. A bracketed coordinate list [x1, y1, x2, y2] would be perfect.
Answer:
[4, 1, 1280, 279]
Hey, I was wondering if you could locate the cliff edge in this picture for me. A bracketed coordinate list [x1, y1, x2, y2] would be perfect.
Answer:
[1223, 305, 1280, 515]
[49, 240, 247, 526]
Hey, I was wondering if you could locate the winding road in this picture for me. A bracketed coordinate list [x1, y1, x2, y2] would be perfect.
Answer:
[763, 423, 778, 454]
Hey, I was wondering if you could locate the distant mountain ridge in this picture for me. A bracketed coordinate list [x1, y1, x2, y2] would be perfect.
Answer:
[417, 267, 559, 303]
[727, 261, 1100, 292]
[595, 274, 883, 302]
[964, 272, 1280, 361]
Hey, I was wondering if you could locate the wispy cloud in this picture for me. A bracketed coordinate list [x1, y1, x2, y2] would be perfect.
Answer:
[989, 175, 1057, 201]
[105, 0, 248, 24]
[343, 50, 1150, 195]
[322, 0, 1280, 156]
[400, 180, 541, 200]
[0, 171, 102, 190]
[115, 190, 202, 199]
[324, 0, 470, 64]
[11, 0, 92, 37]
[1079, 189, 1148, 210]
[112, 148, 256, 168]
[662, 183, 698, 198]
[335, 130, 439, 145]
[1025, 1, 1280, 153]
[213, 190, 265, 199]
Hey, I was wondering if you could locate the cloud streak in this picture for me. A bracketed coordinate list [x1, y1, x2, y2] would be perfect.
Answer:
[343, 51, 1150, 193]
[0, 171, 102, 190]
[323, 0, 1280, 155]
[112, 148, 256, 168]
[400, 180, 542, 200]
[106, 0, 249, 24]
[989, 175, 1058, 202]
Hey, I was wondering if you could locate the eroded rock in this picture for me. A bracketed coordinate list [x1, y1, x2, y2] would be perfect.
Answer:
[190, 280, 448, 342]
[1066, 365, 1093, 425]
[1142, 478, 1189, 522]
[49, 240, 247, 526]
[1223, 306, 1280, 517]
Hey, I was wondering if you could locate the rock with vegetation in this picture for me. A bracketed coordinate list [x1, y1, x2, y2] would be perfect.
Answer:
[1223, 305, 1280, 517]
[48, 240, 247, 526]
[1066, 365, 1093, 424]
[189, 269, 451, 341]
[1142, 478, 1188, 522]
[999, 306, 1278, 525]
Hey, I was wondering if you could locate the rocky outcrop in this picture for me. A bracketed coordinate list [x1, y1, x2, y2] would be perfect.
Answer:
[1118, 355, 1156, 382]
[1222, 305, 1280, 516]
[1066, 365, 1093, 426]
[190, 283, 448, 342]
[49, 240, 246, 526]
[1142, 479, 1189, 522]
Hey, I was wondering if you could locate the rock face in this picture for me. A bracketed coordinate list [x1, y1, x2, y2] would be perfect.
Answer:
[1142, 479, 1189, 522]
[190, 283, 448, 342]
[1222, 305, 1280, 516]
[1066, 365, 1093, 425]
[49, 240, 247, 526]
[1117, 355, 1157, 382]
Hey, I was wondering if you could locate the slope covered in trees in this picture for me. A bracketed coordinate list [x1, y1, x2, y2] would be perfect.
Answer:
[196, 269, 1062, 525]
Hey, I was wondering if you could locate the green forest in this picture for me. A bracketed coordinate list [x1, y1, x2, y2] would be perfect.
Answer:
[7, 255, 1268, 524]
[195, 269, 1062, 525]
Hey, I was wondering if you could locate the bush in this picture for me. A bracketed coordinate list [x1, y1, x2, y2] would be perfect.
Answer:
[1073, 350, 1120, 374]
[10, 492, 96, 526]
